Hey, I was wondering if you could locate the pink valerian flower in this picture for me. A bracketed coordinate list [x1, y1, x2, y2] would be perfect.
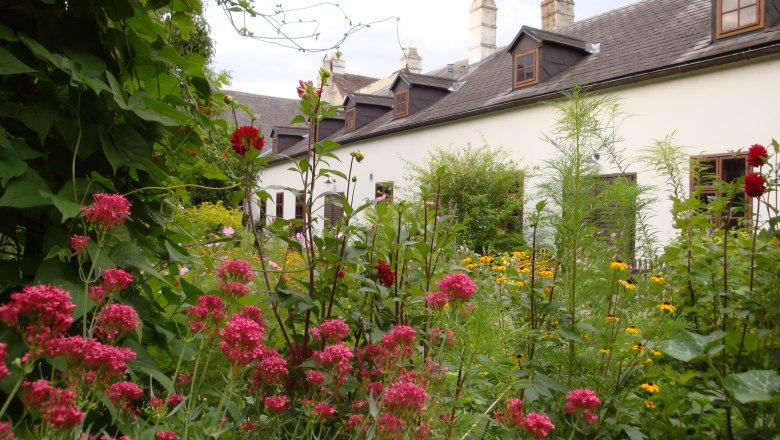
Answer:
[431, 328, 457, 346]
[149, 396, 165, 411]
[237, 305, 266, 331]
[583, 409, 599, 425]
[374, 260, 396, 287]
[305, 370, 325, 387]
[230, 126, 264, 156]
[155, 432, 180, 440]
[436, 273, 477, 302]
[425, 291, 450, 310]
[313, 402, 336, 420]
[219, 315, 265, 367]
[264, 395, 289, 413]
[346, 414, 366, 432]
[69, 235, 89, 254]
[381, 325, 417, 358]
[220, 281, 251, 297]
[366, 381, 383, 397]
[240, 420, 259, 432]
[460, 302, 477, 317]
[167, 393, 185, 407]
[21, 379, 84, 430]
[311, 319, 350, 343]
[94, 304, 140, 343]
[565, 389, 601, 413]
[312, 343, 354, 386]
[523, 412, 555, 438]
[0, 284, 75, 352]
[107, 381, 143, 414]
[0, 421, 17, 440]
[495, 398, 524, 427]
[45, 336, 136, 385]
[82, 193, 132, 230]
[0, 343, 9, 381]
[376, 413, 405, 436]
[747, 143, 768, 167]
[415, 422, 433, 438]
[252, 351, 288, 386]
[383, 381, 428, 417]
[100, 435, 132, 440]
[186, 295, 226, 334]
[216, 259, 255, 297]
[90, 268, 133, 304]
[176, 373, 192, 388]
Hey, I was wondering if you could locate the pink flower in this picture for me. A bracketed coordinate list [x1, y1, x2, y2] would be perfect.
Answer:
[431, 328, 457, 346]
[0, 343, 9, 381]
[436, 273, 477, 301]
[90, 268, 133, 304]
[82, 193, 132, 230]
[425, 291, 450, 310]
[150, 396, 165, 411]
[383, 381, 428, 416]
[583, 409, 599, 425]
[107, 381, 143, 413]
[346, 414, 366, 432]
[296, 80, 322, 99]
[264, 395, 289, 413]
[496, 398, 524, 427]
[0, 421, 17, 440]
[186, 295, 226, 334]
[237, 305, 266, 330]
[415, 422, 432, 438]
[167, 393, 185, 407]
[230, 126, 264, 156]
[0, 284, 75, 351]
[252, 352, 288, 385]
[313, 402, 335, 420]
[565, 389, 601, 411]
[306, 370, 325, 386]
[220, 281, 251, 297]
[45, 336, 136, 385]
[748, 143, 768, 167]
[312, 343, 354, 386]
[216, 259, 255, 284]
[69, 235, 89, 254]
[366, 381, 383, 397]
[377, 413, 405, 435]
[523, 412, 555, 439]
[311, 319, 350, 343]
[155, 432, 179, 440]
[222, 226, 235, 236]
[381, 325, 417, 352]
[176, 374, 191, 387]
[94, 304, 140, 343]
[21, 380, 83, 430]
[219, 315, 265, 367]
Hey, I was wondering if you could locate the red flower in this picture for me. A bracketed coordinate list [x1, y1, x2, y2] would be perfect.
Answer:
[82, 193, 132, 230]
[219, 315, 265, 367]
[0, 285, 76, 351]
[296, 80, 322, 99]
[523, 412, 555, 438]
[437, 273, 477, 302]
[744, 172, 767, 198]
[747, 143, 768, 167]
[69, 235, 89, 254]
[264, 395, 289, 413]
[313, 402, 335, 420]
[0, 343, 9, 381]
[94, 304, 140, 343]
[311, 319, 350, 343]
[106, 381, 144, 414]
[374, 259, 396, 287]
[21, 379, 84, 430]
[230, 126, 264, 156]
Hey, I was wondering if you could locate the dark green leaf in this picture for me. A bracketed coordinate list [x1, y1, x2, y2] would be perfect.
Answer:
[723, 370, 780, 403]
[0, 47, 35, 75]
[0, 169, 52, 208]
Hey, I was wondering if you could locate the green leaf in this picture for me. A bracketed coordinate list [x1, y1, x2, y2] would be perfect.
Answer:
[0, 24, 18, 42]
[723, 370, 780, 403]
[661, 330, 726, 362]
[0, 169, 52, 208]
[41, 192, 83, 221]
[619, 424, 647, 440]
[0, 47, 35, 75]
[0, 149, 28, 186]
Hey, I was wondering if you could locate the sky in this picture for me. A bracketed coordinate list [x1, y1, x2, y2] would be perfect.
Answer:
[204, 0, 639, 99]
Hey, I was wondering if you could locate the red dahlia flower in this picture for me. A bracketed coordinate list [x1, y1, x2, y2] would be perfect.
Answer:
[744, 172, 767, 198]
[230, 126, 264, 156]
[747, 143, 768, 167]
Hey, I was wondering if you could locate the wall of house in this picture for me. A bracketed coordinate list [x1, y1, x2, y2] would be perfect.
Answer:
[257, 55, 780, 251]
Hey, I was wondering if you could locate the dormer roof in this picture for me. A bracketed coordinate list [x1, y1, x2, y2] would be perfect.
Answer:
[270, 126, 309, 138]
[343, 93, 394, 108]
[390, 71, 457, 92]
[507, 25, 596, 54]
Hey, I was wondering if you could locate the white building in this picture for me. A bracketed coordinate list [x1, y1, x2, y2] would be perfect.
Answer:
[257, 0, 780, 248]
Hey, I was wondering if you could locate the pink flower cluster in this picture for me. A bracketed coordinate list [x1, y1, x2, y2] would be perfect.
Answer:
[69, 235, 89, 254]
[425, 291, 450, 309]
[381, 325, 417, 359]
[0, 284, 75, 351]
[186, 295, 226, 334]
[219, 315, 265, 367]
[155, 432, 180, 440]
[216, 259, 255, 297]
[264, 395, 289, 413]
[94, 304, 140, 343]
[495, 398, 555, 439]
[46, 336, 136, 385]
[89, 268, 133, 304]
[82, 193, 132, 230]
[312, 343, 354, 386]
[22, 379, 84, 430]
[383, 380, 428, 417]
[376, 413, 405, 436]
[311, 319, 350, 343]
[107, 381, 143, 414]
[306, 370, 325, 387]
[313, 402, 336, 420]
[431, 328, 457, 346]
[252, 348, 288, 386]
[564, 388, 601, 424]
[237, 305, 266, 331]
[436, 273, 477, 302]
[0, 343, 8, 381]
[524, 412, 556, 438]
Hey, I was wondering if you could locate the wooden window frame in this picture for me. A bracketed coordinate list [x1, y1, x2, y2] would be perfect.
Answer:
[513, 49, 539, 89]
[345, 107, 356, 132]
[394, 90, 409, 118]
[375, 181, 394, 204]
[716, 0, 764, 39]
[272, 136, 279, 154]
[275, 192, 284, 219]
[690, 153, 751, 228]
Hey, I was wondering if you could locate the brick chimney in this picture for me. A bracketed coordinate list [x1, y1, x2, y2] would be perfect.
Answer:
[321, 52, 345, 75]
[468, 0, 497, 65]
[400, 47, 422, 74]
[541, 0, 574, 31]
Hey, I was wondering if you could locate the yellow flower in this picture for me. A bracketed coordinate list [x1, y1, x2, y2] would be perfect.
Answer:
[656, 302, 676, 313]
[605, 315, 620, 322]
[466, 263, 479, 269]
[495, 276, 508, 283]
[547, 320, 559, 328]
[625, 326, 641, 334]
[478, 255, 494, 264]
[543, 332, 555, 339]
[632, 344, 646, 352]
[460, 257, 473, 265]
[511, 354, 526, 363]
[443, 303, 451, 310]
[513, 251, 529, 259]
[599, 347, 611, 354]
[491, 265, 507, 271]
[514, 281, 525, 287]
[582, 334, 590, 341]
[640, 382, 660, 393]
[516, 266, 531, 274]
[621, 279, 637, 290]
[650, 349, 662, 357]
[644, 400, 656, 409]
[538, 268, 554, 279]
[610, 260, 628, 271]
[650, 275, 665, 284]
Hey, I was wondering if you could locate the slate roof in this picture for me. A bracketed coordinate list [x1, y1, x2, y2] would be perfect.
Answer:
[223, 90, 299, 140]
[332, 73, 379, 95]
[392, 71, 457, 90]
[270, 126, 308, 137]
[508, 25, 595, 53]
[273, 0, 780, 161]
[345, 93, 394, 108]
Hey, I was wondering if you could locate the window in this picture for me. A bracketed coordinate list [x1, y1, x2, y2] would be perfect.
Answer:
[514, 49, 539, 89]
[275, 192, 284, 218]
[272, 136, 279, 154]
[295, 191, 305, 221]
[394, 90, 409, 118]
[717, 0, 764, 38]
[258, 198, 267, 228]
[375, 181, 394, 204]
[691, 153, 750, 228]
[324, 193, 344, 227]
[345, 107, 356, 132]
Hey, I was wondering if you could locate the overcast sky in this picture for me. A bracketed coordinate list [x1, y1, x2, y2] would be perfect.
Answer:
[204, 0, 639, 99]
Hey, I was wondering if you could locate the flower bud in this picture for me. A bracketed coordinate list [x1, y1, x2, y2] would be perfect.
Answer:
[351, 176, 358, 182]
[350, 151, 365, 162]
[224, 95, 234, 105]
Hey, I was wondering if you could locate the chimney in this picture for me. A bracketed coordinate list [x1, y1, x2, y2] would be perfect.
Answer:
[321, 52, 345, 75]
[468, 0, 497, 65]
[400, 47, 422, 74]
[541, 0, 574, 31]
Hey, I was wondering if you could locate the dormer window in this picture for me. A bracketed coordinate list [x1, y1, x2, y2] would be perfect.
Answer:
[345, 107, 356, 132]
[394, 90, 410, 118]
[514, 49, 539, 89]
[717, 0, 764, 39]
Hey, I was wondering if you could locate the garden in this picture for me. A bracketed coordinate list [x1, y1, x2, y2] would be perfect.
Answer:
[1, 1, 779, 439]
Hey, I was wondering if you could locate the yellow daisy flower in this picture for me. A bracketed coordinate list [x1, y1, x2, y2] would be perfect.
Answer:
[478, 255, 494, 264]
[640, 382, 660, 393]
[621, 279, 637, 290]
[610, 260, 628, 271]
[516, 266, 531, 274]
[656, 302, 676, 313]
[460, 257, 473, 265]
[513, 251, 529, 259]
[491, 265, 507, 271]
[632, 344, 646, 352]
[514, 281, 525, 287]
[599, 347, 611, 354]
[495, 276, 508, 283]
[605, 314, 620, 322]
[538, 268, 554, 279]
[644, 400, 656, 409]
[625, 326, 641, 334]
[649, 275, 665, 284]
[650, 349, 662, 357]
[466, 263, 479, 269]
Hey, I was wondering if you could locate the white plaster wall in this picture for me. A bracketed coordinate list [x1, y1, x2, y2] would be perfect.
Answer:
[258, 55, 780, 248]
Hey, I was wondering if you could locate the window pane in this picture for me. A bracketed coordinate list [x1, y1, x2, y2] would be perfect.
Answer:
[738, 0, 757, 7]
[722, 157, 745, 183]
[526, 66, 535, 80]
[722, 0, 739, 11]
[739, 5, 757, 26]
[696, 159, 717, 186]
[516, 56, 526, 69]
[722, 11, 739, 31]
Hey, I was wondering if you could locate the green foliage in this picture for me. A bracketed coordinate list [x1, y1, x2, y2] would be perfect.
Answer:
[407, 143, 526, 253]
